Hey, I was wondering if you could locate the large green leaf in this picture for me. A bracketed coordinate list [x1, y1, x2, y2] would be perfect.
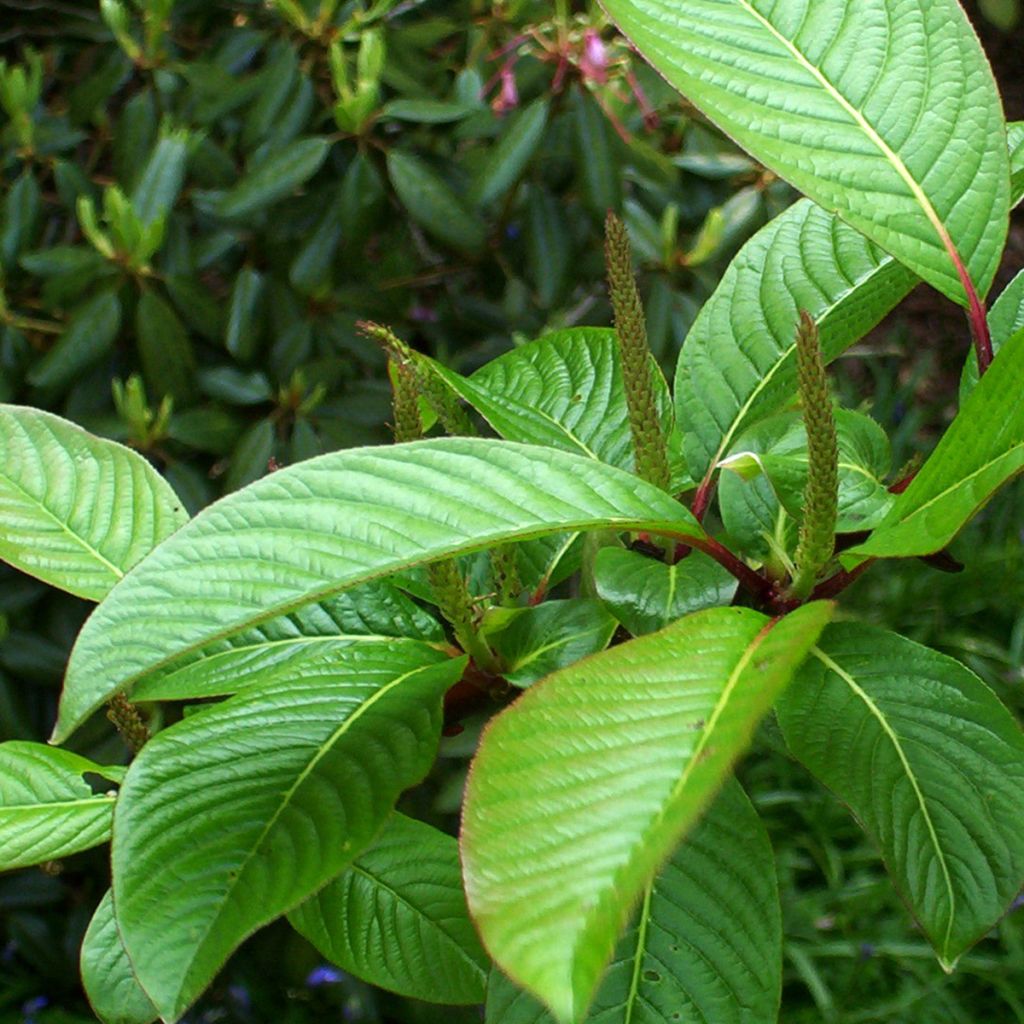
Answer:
[674, 200, 916, 481]
[776, 623, 1024, 968]
[0, 404, 187, 601]
[0, 742, 119, 870]
[461, 602, 831, 1023]
[111, 654, 465, 1021]
[290, 814, 489, 1005]
[593, 548, 737, 636]
[485, 778, 781, 1024]
[131, 585, 445, 702]
[602, 0, 1010, 305]
[432, 329, 688, 488]
[847, 325, 1024, 562]
[81, 890, 158, 1024]
[55, 439, 704, 742]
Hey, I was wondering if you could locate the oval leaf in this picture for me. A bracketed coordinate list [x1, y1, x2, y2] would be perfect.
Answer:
[776, 623, 1024, 968]
[602, 0, 1010, 304]
[81, 890, 158, 1024]
[461, 602, 831, 1023]
[290, 814, 489, 1005]
[217, 137, 330, 219]
[55, 439, 704, 742]
[0, 404, 187, 601]
[0, 742, 118, 870]
[112, 653, 465, 1021]
[485, 778, 781, 1024]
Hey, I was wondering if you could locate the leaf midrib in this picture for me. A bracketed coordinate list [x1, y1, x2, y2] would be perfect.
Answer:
[813, 648, 956, 958]
[0, 468, 124, 585]
[2, 796, 115, 814]
[732, 0, 958, 266]
[174, 661, 451, 1008]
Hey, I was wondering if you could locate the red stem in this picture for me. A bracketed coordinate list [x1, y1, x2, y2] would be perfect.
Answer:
[689, 535, 775, 605]
[946, 240, 992, 375]
[690, 472, 716, 523]
[809, 559, 874, 601]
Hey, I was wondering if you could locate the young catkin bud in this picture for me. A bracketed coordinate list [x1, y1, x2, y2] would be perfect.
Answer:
[787, 311, 838, 601]
[388, 356, 422, 444]
[604, 213, 672, 492]
[358, 321, 475, 436]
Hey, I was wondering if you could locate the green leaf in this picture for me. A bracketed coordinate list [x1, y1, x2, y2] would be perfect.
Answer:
[290, 814, 489, 1005]
[434, 328, 688, 488]
[485, 778, 781, 1024]
[225, 266, 265, 362]
[0, 742, 118, 871]
[27, 290, 122, 391]
[217, 137, 330, 219]
[572, 90, 621, 216]
[386, 150, 487, 253]
[380, 98, 478, 123]
[112, 653, 465, 1021]
[776, 623, 1024, 968]
[461, 602, 831, 1023]
[55, 439, 704, 741]
[136, 290, 196, 403]
[602, 0, 1010, 305]
[1010, 121, 1024, 205]
[593, 548, 737, 636]
[847, 325, 1024, 562]
[132, 627, 448, 703]
[525, 186, 571, 307]
[81, 890, 158, 1024]
[483, 599, 618, 688]
[675, 200, 916, 482]
[131, 131, 189, 227]
[471, 98, 549, 207]
[961, 268, 1024, 399]
[0, 404, 187, 601]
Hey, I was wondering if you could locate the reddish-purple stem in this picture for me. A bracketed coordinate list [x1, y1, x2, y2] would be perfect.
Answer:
[946, 242, 993, 375]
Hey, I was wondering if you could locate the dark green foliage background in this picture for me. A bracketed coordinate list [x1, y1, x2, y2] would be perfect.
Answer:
[0, 1, 1021, 1021]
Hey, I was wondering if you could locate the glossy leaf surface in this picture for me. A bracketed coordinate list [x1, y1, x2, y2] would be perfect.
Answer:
[847, 325, 1024, 562]
[777, 624, 1024, 968]
[131, 585, 444, 701]
[0, 404, 187, 601]
[485, 779, 781, 1024]
[81, 890, 158, 1024]
[112, 655, 465, 1020]
[290, 814, 489, 1005]
[0, 742, 118, 870]
[462, 603, 831, 1023]
[433, 329, 687, 487]
[593, 548, 737, 636]
[56, 439, 703, 741]
[602, 0, 1010, 304]
[674, 200, 915, 481]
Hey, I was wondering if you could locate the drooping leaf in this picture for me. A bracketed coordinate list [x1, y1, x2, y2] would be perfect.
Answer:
[81, 890, 158, 1024]
[485, 778, 781, 1024]
[483, 599, 618, 688]
[847, 325, 1024, 562]
[433, 329, 688, 489]
[136, 290, 197, 403]
[461, 602, 831, 1023]
[961, 268, 1024, 399]
[217, 136, 331, 219]
[593, 548, 737, 636]
[55, 439, 704, 741]
[776, 623, 1024, 968]
[602, 0, 1010, 305]
[290, 814, 489, 1005]
[0, 742, 119, 871]
[674, 200, 916, 482]
[0, 404, 187, 601]
[112, 654, 465, 1021]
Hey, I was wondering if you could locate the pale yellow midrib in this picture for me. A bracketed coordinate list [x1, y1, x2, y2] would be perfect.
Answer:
[733, 0, 956, 254]
[814, 648, 956, 956]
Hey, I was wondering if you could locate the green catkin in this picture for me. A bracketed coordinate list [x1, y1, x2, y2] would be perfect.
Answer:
[388, 355, 422, 444]
[359, 320, 475, 436]
[490, 544, 521, 605]
[787, 310, 839, 601]
[604, 212, 672, 492]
